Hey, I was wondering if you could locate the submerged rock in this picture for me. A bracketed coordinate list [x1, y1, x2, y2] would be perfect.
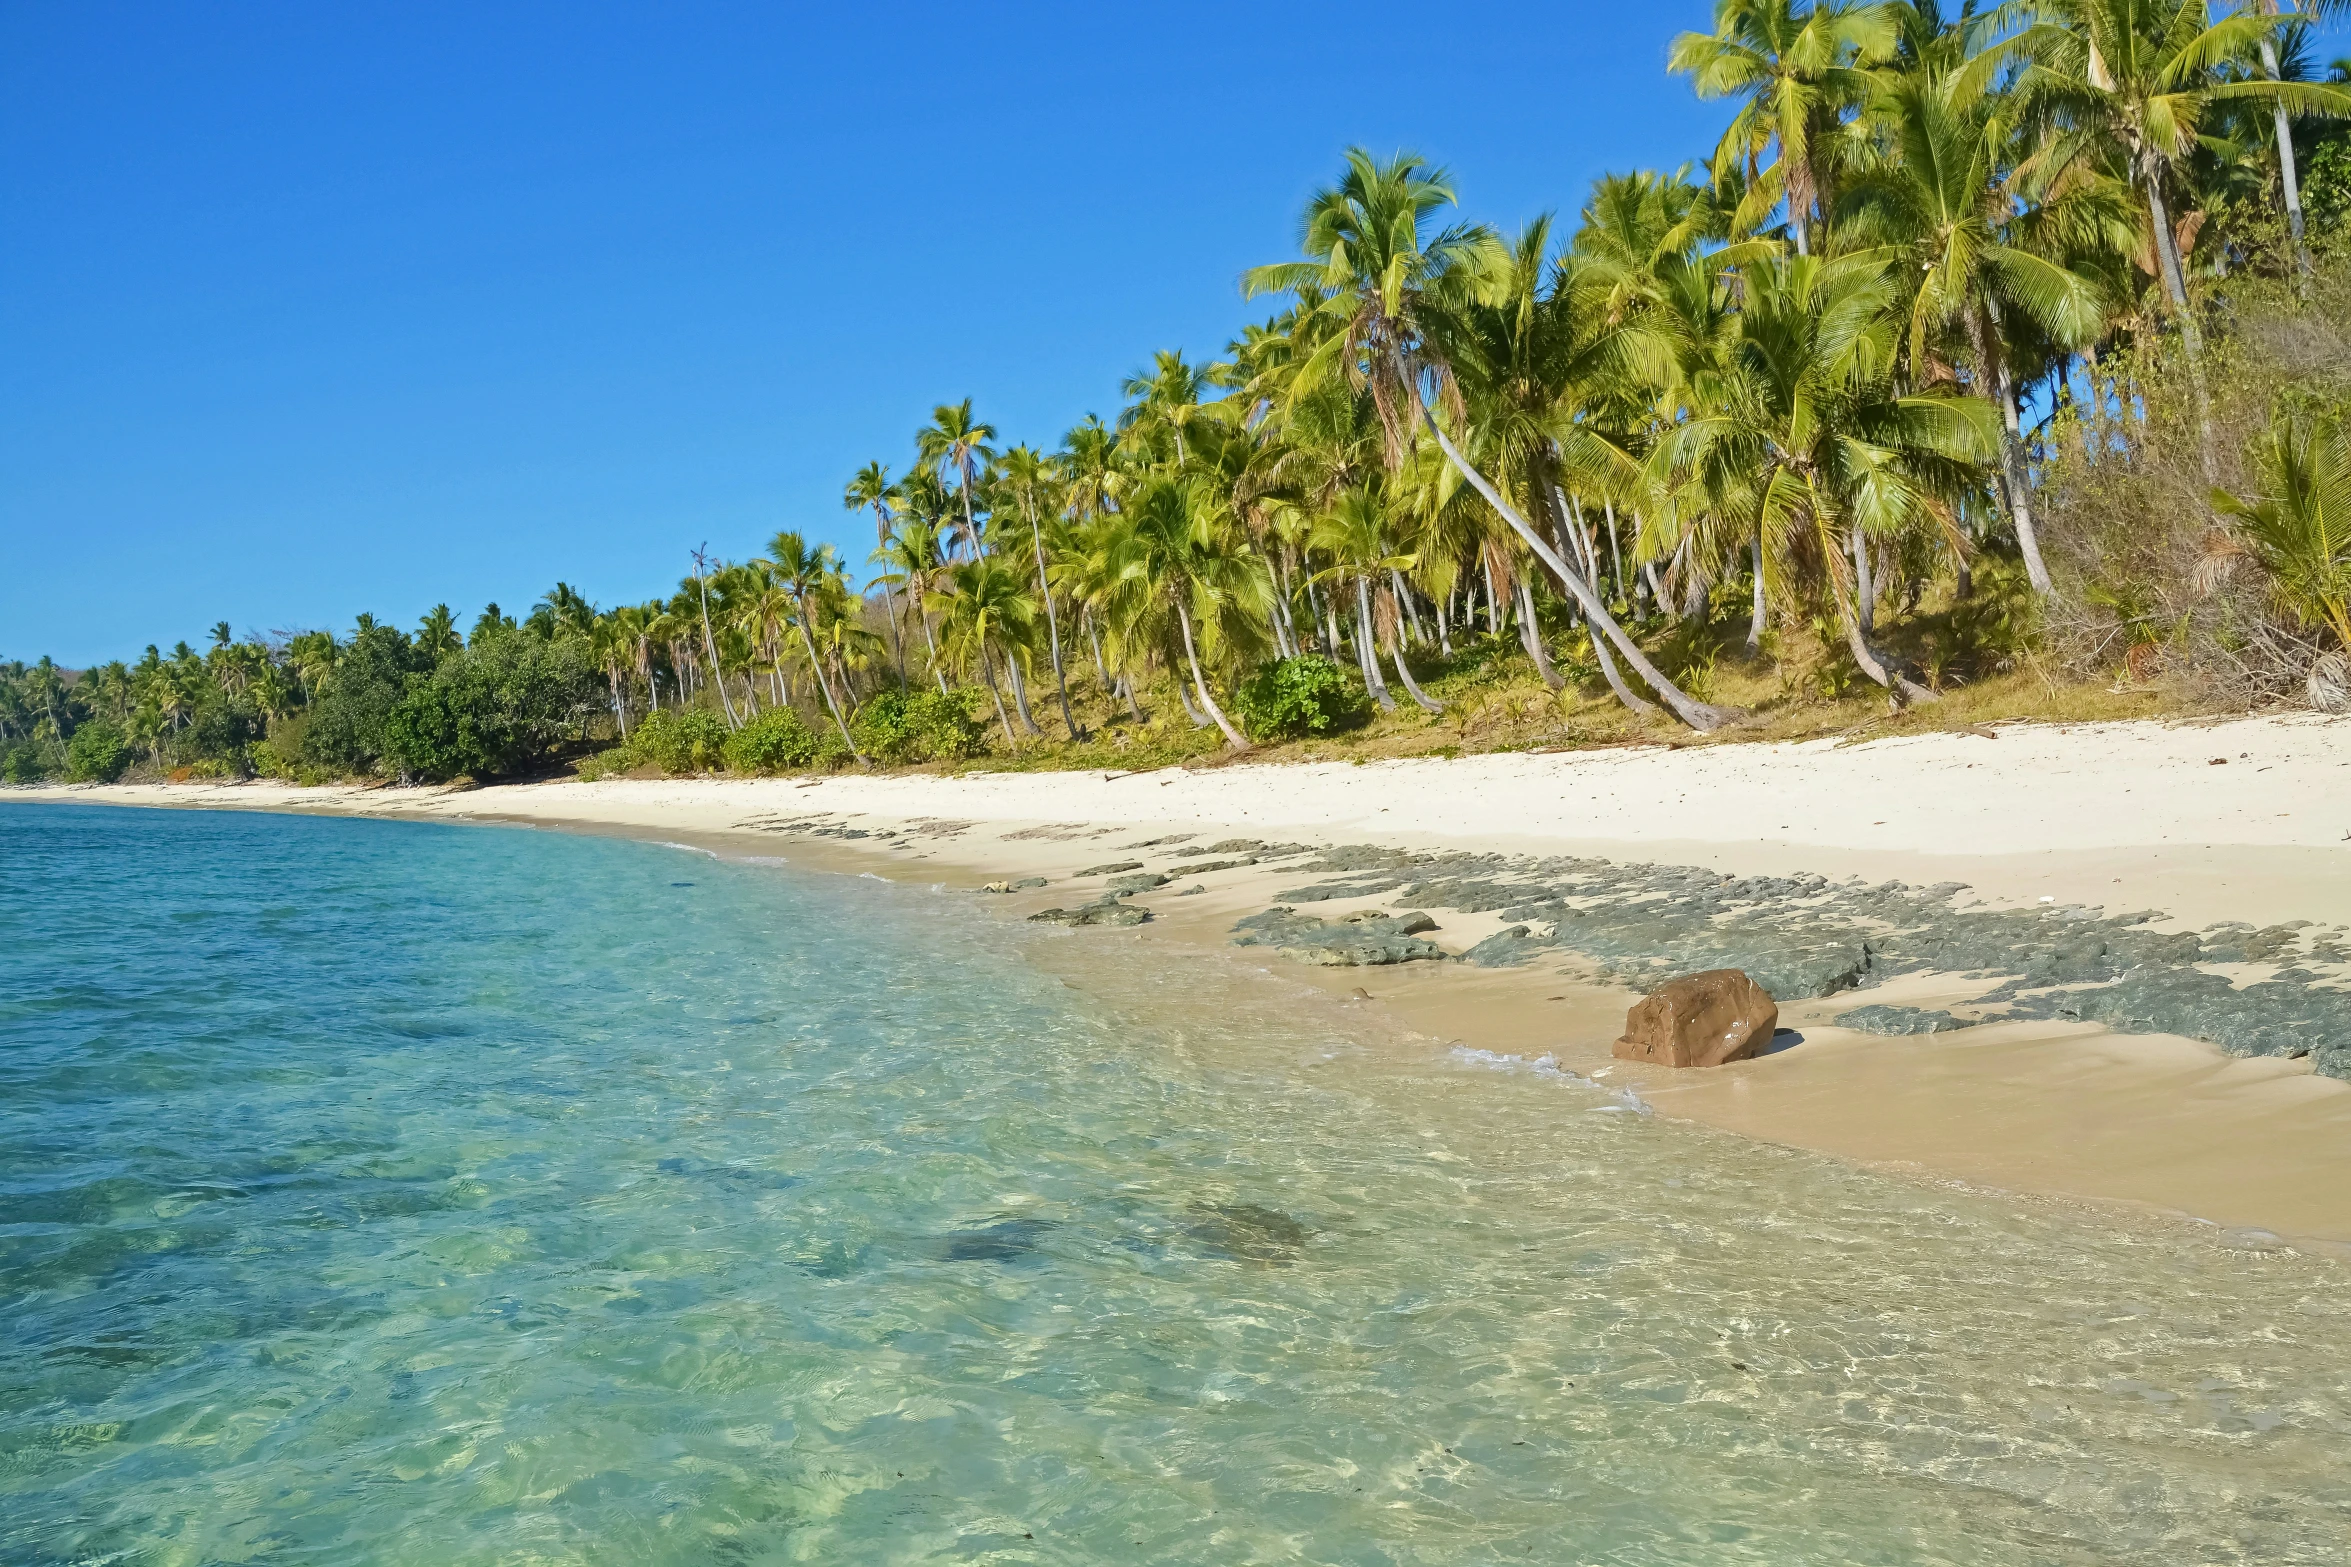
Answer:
[939, 1217, 1053, 1262]
[1187, 1202, 1309, 1262]
[1614, 969, 1779, 1069]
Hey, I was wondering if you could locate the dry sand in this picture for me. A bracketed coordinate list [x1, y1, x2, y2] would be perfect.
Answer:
[19, 709, 2351, 1254]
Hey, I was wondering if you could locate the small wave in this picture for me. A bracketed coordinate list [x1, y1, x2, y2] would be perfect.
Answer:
[1447, 1046, 1652, 1116]
[655, 841, 721, 858]
[860, 872, 891, 883]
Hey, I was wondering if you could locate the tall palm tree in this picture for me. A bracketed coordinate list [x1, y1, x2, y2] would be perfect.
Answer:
[1651, 252, 1998, 700]
[1116, 479, 1270, 751]
[1840, 69, 2112, 592]
[996, 444, 1083, 739]
[939, 555, 1042, 745]
[689, 548, 743, 728]
[873, 512, 953, 695]
[1244, 149, 1734, 731]
[765, 531, 864, 761]
[1671, 0, 1897, 253]
[916, 399, 997, 558]
[844, 461, 910, 691]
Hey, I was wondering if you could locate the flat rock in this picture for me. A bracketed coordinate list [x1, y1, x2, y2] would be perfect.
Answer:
[1029, 901, 1151, 928]
[1231, 907, 1445, 967]
[1105, 871, 1172, 895]
[1837, 1003, 1965, 1035]
[1614, 969, 1779, 1069]
[1078, 860, 1144, 877]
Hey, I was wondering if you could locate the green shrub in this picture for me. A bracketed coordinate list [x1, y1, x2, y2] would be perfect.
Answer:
[851, 688, 985, 763]
[65, 721, 131, 783]
[574, 746, 636, 781]
[629, 708, 732, 775]
[1231, 656, 1370, 741]
[723, 708, 843, 774]
[2, 740, 59, 783]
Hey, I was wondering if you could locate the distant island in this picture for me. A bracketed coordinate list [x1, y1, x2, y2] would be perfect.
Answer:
[8, 2, 2349, 787]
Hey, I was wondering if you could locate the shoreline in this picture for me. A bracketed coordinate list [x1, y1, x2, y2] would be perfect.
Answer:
[16, 709, 2351, 1256]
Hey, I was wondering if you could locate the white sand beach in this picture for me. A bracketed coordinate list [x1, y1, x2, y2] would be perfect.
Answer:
[25, 709, 2351, 1253]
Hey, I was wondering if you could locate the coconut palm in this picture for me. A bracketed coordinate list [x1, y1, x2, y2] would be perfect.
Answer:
[939, 555, 1043, 745]
[873, 511, 952, 695]
[1839, 68, 2113, 592]
[1115, 478, 1270, 751]
[1670, 0, 1897, 253]
[1244, 148, 1734, 731]
[1650, 251, 1998, 700]
[844, 461, 910, 690]
[916, 399, 997, 558]
[764, 531, 864, 761]
[996, 444, 1082, 739]
[417, 604, 462, 660]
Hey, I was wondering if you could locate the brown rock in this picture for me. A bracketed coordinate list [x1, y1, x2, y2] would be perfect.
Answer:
[1612, 969, 1779, 1069]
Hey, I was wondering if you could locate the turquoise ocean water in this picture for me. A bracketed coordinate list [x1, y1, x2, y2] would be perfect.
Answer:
[3, 801, 2347, 1565]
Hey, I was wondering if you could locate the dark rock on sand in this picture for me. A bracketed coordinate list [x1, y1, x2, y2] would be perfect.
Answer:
[1231, 907, 1446, 967]
[1837, 1004, 1966, 1035]
[1078, 860, 1144, 877]
[1463, 926, 1537, 966]
[1030, 901, 1152, 928]
[1614, 969, 1779, 1069]
[1105, 871, 1172, 895]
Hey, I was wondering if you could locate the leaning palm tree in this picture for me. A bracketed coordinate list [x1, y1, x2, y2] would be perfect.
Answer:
[765, 531, 864, 761]
[1117, 478, 1271, 751]
[1244, 149, 1734, 731]
[916, 399, 998, 558]
[844, 461, 910, 690]
[873, 512, 953, 695]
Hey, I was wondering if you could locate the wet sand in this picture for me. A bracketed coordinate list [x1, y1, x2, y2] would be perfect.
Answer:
[16, 709, 2351, 1255]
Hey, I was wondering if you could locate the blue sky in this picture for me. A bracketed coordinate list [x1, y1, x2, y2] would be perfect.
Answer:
[11, 1, 1761, 664]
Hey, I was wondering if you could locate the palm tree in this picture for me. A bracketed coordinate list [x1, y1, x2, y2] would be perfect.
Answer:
[873, 511, 953, 695]
[1244, 149, 1734, 731]
[2013, 0, 2350, 459]
[916, 399, 997, 558]
[997, 444, 1082, 739]
[844, 461, 910, 690]
[689, 548, 743, 728]
[940, 555, 1042, 745]
[1117, 479, 1269, 751]
[417, 604, 462, 659]
[1119, 350, 1228, 470]
[1840, 69, 2112, 592]
[1670, 0, 1896, 254]
[765, 531, 864, 761]
[1650, 252, 1998, 700]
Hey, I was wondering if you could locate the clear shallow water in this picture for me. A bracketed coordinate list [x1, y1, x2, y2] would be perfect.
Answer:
[3, 804, 2348, 1565]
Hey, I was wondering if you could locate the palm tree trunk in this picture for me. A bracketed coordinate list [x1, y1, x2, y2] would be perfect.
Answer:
[979, 640, 1017, 745]
[1421, 402, 1731, 730]
[1747, 532, 1767, 653]
[1174, 600, 1250, 751]
[1119, 675, 1143, 721]
[1086, 612, 1111, 689]
[1517, 578, 1563, 691]
[1560, 489, 1659, 717]
[1353, 577, 1397, 710]
[1602, 498, 1627, 601]
[608, 669, 629, 739]
[1390, 639, 1443, 713]
[916, 595, 950, 696]
[693, 566, 741, 729]
[1482, 552, 1502, 635]
[1969, 303, 2054, 593]
[1392, 570, 1427, 646]
[1025, 504, 1081, 740]
[1005, 648, 1042, 735]
[2259, 9, 2313, 284]
[1849, 525, 1875, 635]
[2141, 171, 2217, 481]
[1435, 590, 1452, 656]
[879, 577, 909, 693]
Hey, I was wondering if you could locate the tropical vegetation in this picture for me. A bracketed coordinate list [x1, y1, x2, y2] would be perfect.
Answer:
[9, 0, 2351, 787]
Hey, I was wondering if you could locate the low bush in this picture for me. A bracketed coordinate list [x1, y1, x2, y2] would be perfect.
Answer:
[850, 688, 985, 763]
[627, 708, 731, 775]
[573, 746, 636, 781]
[2, 739, 61, 783]
[1231, 656, 1371, 741]
[65, 720, 131, 783]
[723, 708, 844, 774]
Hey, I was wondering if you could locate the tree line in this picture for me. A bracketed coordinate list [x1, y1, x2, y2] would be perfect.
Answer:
[9, 0, 2351, 785]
